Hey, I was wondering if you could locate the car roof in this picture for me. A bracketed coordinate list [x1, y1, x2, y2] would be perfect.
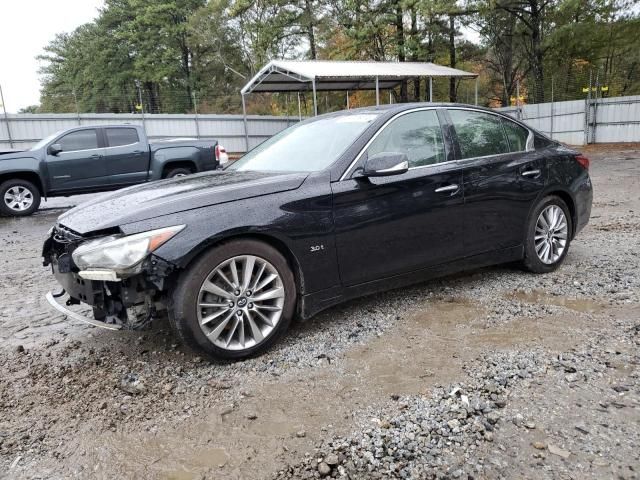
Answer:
[316, 102, 532, 134]
[341, 102, 500, 116]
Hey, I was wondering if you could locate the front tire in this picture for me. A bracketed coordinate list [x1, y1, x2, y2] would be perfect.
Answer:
[522, 195, 572, 273]
[0, 179, 41, 216]
[170, 239, 296, 360]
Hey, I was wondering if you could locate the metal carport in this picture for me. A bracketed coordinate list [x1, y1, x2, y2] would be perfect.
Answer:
[239, 59, 479, 149]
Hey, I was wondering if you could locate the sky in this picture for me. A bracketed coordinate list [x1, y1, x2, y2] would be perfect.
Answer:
[0, 0, 104, 113]
[0, 0, 482, 113]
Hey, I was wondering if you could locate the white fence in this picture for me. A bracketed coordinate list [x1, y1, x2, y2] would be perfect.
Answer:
[2, 95, 639, 151]
[0, 113, 300, 153]
[496, 94, 640, 145]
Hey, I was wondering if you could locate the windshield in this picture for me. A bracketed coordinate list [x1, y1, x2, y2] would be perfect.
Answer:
[30, 130, 64, 151]
[229, 113, 380, 173]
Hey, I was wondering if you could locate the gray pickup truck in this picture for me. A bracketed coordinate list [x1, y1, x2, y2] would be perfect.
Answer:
[0, 124, 228, 216]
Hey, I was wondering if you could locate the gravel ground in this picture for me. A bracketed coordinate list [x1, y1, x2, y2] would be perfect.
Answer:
[0, 144, 638, 479]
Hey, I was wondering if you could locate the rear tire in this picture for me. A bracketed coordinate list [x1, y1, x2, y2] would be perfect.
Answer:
[170, 239, 296, 360]
[0, 179, 41, 216]
[164, 167, 192, 178]
[522, 195, 572, 273]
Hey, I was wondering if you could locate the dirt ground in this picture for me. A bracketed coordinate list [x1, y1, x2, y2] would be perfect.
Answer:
[0, 144, 638, 480]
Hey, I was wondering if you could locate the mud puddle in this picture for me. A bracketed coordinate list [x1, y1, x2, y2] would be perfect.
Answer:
[63, 296, 596, 480]
[509, 289, 607, 314]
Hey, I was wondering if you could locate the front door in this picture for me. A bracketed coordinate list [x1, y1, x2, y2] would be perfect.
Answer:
[446, 108, 546, 256]
[332, 109, 465, 287]
[46, 128, 108, 192]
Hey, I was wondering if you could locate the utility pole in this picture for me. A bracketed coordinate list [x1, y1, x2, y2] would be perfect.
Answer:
[72, 89, 81, 125]
[192, 91, 200, 139]
[135, 80, 147, 136]
[0, 83, 14, 148]
[550, 77, 554, 139]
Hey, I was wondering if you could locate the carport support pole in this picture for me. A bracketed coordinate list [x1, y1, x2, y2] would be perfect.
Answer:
[475, 78, 478, 105]
[241, 93, 249, 152]
[0, 83, 14, 148]
[297, 92, 302, 120]
[429, 77, 433, 102]
[312, 79, 318, 116]
[346, 91, 350, 109]
[375, 77, 380, 106]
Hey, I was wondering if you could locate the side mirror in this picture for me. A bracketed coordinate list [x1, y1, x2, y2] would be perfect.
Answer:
[48, 144, 63, 156]
[361, 152, 409, 177]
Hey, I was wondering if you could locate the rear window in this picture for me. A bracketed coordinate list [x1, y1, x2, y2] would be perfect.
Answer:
[106, 128, 139, 147]
[448, 109, 509, 159]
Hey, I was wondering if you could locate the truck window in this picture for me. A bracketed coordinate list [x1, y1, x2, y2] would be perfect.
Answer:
[58, 129, 99, 152]
[105, 128, 140, 147]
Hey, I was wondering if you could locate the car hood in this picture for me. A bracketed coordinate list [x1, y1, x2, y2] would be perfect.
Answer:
[0, 150, 36, 159]
[58, 170, 308, 235]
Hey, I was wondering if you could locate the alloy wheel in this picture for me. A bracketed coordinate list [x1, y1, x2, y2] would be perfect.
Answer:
[196, 255, 285, 351]
[534, 205, 568, 264]
[3, 186, 34, 212]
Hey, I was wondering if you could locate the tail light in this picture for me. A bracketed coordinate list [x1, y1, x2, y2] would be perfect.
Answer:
[575, 154, 590, 170]
[215, 144, 229, 166]
[215, 144, 226, 161]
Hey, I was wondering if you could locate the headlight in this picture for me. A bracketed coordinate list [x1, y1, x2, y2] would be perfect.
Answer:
[72, 225, 185, 272]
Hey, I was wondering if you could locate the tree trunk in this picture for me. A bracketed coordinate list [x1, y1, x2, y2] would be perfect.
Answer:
[182, 48, 193, 111]
[448, 15, 457, 102]
[304, 0, 317, 59]
[395, 3, 408, 102]
[144, 81, 159, 114]
[530, 0, 545, 103]
[410, 4, 420, 101]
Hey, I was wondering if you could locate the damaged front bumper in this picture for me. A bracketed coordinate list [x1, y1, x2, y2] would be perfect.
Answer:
[45, 290, 122, 330]
[42, 225, 175, 330]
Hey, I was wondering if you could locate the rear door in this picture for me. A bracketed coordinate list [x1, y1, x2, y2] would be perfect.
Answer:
[103, 127, 149, 186]
[46, 128, 108, 191]
[332, 108, 466, 287]
[447, 108, 546, 256]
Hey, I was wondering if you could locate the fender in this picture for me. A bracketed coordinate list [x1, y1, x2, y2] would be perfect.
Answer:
[149, 146, 207, 181]
[525, 183, 579, 241]
[175, 228, 308, 295]
[0, 155, 47, 194]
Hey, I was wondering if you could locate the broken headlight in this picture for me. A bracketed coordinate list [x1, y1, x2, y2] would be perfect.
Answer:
[71, 225, 184, 273]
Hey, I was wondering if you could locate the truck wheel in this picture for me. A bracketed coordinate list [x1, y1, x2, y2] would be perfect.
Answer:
[0, 179, 41, 216]
[164, 167, 192, 178]
[169, 239, 296, 360]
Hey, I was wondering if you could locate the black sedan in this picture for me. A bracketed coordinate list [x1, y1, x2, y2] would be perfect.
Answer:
[43, 103, 593, 360]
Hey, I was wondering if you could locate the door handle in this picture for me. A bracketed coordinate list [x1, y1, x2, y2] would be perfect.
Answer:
[435, 184, 459, 193]
[132, 150, 143, 154]
[89, 154, 102, 159]
[521, 169, 541, 177]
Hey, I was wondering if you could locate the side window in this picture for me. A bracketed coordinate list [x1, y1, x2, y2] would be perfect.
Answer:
[366, 110, 445, 168]
[58, 129, 99, 152]
[106, 128, 139, 147]
[502, 119, 529, 152]
[448, 110, 509, 159]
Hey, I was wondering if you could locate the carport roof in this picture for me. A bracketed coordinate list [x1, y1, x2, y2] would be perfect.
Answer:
[240, 60, 478, 94]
